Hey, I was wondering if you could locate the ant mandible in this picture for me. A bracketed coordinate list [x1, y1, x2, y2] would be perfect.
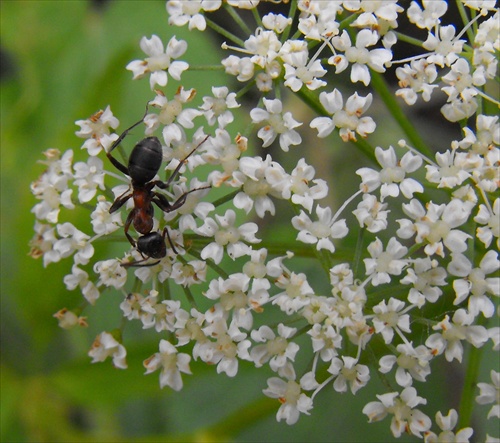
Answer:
[106, 103, 209, 258]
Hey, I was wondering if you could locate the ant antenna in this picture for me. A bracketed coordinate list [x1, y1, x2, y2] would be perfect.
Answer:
[108, 102, 152, 154]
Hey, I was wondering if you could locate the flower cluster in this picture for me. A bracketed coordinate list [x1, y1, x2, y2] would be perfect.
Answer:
[30, 1, 499, 441]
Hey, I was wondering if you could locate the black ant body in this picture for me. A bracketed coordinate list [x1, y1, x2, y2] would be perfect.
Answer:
[106, 104, 208, 265]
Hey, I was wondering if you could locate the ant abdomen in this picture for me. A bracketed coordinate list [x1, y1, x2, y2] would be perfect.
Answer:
[128, 136, 163, 183]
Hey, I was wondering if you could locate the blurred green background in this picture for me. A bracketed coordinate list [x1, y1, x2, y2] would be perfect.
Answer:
[1, 1, 497, 442]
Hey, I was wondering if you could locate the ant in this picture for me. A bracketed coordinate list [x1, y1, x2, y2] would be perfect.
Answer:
[106, 103, 209, 265]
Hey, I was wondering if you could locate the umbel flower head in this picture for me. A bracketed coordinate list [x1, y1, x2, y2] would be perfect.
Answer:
[31, 1, 499, 441]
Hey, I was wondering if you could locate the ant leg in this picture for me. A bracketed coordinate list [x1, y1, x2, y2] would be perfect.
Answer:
[122, 257, 161, 268]
[109, 190, 132, 213]
[153, 186, 211, 214]
[163, 226, 178, 255]
[106, 103, 152, 174]
[154, 134, 210, 190]
[106, 153, 129, 176]
[123, 211, 136, 247]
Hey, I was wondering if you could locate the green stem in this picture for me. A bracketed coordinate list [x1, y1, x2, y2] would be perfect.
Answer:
[202, 397, 278, 440]
[223, 2, 253, 36]
[251, 6, 262, 29]
[280, 0, 297, 42]
[369, 71, 434, 158]
[456, 0, 476, 43]
[338, 11, 358, 31]
[235, 79, 257, 101]
[187, 65, 225, 72]
[205, 17, 245, 47]
[182, 285, 198, 309]
[393, 31, 425, 49]
[211, 189, 240, 209]
[458, 337, 484, 429]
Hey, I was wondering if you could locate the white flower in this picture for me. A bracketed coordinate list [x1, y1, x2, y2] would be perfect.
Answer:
[292, 206, 348, 253]
[363, 387, 432, 438]
[447, 250, 499, 318]
[364, 237, 408, 286]
[263, 377, 313, 425]
[266, 158, 328, 212]
[476, 370, 500, 419]
[262, 13, 292, 34]
[424, 409, 474, 443]
[53, 308, 87, 329]
[90, 197, 123, 235]
[167, 0, 221, 31]
[457, 115, 500, 155]
[250, 98, 302, 151]
[205, 274, 253, 329]
[474, 147, 500, 193]
[357, 146, 424, 200]
[204, 129, 245, 186]
[54, 222, 94, 265]
[244, 29, 282, 68]
[93, 259, 128, 289]
[197, 209, 260, 264]
[144, 339, 192, 390]
[200, 86, 240, 128]
[63, 265, 100, 305]
[31, 149, 75, 223]
[423, 25, 465, 67]
[134, 298, 189, 333]
[397, 199, 473, 257]
[272, 271, 314, 315]
[307, 321, 343, 362]
[280, 40, 327, 92]
[75, 106, 119, 156]
[330, 29, 392, 86]
[88, 331, 127, 369]
[250, 324, 299, 380]
[310, 89, 375, 141]
[328, 356, 370, 394]
[197, 319, 251, 377]
[221, 28, 282, 89]
[473, 10, 500, 50]
[297, 1, 342, 40]
[400, 257, 447, 307]
[352, 194, 389, 233]
[372, 297, 412, 344]
[475, 198, 500, 248]
[441, 58, 479, 122]
[395, 59, 439, 105]
[425, 309, 489, 362]
[170, 260, 207, 287]
[73, 156, 105, 203]
[379, 342, 432, 387]
[425, 150, 474, 189]
[126, 35, 189, 89]
[162, 126, 207, 173]
[145, 88, 201, 143]
[348, 0, 403, 29]
[408, 0, 448, 30]
[232, 155, 282, 218]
